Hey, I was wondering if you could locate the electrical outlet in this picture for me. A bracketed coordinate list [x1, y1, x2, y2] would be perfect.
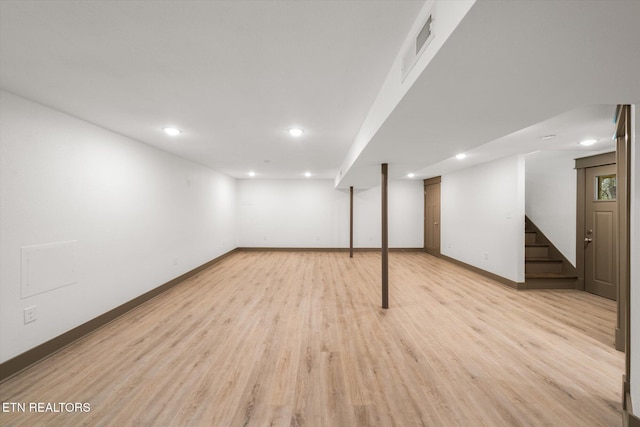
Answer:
[24, 306, 37, 324]
[484, 252, 489, 261]
[173, 257, 178, 266]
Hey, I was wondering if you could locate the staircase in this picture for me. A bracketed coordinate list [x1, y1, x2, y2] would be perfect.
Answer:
[524, 217, 577, 289]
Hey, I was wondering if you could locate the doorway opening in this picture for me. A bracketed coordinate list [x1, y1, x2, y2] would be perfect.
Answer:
[575, 105, 632, 353]
[424, 177, 441, 256]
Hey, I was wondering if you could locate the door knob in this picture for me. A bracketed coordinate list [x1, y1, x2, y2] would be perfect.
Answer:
[584, 237, 593, 243]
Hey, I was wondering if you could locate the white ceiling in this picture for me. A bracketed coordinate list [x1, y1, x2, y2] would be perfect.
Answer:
[415, 104, 617, 179]
[1, 1, 639, 188]
[0, 0, 424, 179]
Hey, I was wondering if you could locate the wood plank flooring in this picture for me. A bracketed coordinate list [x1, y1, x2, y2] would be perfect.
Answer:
[0, 251, 624, 426]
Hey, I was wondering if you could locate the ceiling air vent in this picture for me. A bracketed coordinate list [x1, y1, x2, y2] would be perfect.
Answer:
[401, 11, 435, 82]
[416, 14, 433, 55]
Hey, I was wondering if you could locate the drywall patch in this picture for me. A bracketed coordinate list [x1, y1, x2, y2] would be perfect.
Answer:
[21, 241, 77, 298]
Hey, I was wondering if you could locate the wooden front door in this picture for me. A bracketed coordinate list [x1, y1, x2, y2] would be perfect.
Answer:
[584, 164, 618, 300]
[424, 178, 441, 256]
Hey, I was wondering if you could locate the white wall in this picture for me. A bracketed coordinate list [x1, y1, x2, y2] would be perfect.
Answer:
[0, 91, 237, 363]
[441, 155, 525, 283]
[237, 179, 423, 248]
[525, 150, 588, 266]
[630, 105, 640, 408]
[237, 180, 347, 247]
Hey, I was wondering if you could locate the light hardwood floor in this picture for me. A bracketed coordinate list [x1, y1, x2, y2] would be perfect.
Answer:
[0, 251, 624, 426]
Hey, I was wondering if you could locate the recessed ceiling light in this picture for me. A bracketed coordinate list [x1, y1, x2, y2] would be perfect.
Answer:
[248, 171, 256, 177]
[289, 128, 304, 137]
[541, 134, 556, 141]
[455, 153, 466, 160]
[408, 173, 415, 178]
[163, 127, 182, 136]
[580, 139, 598, 146]
[304, 171, 311, 177]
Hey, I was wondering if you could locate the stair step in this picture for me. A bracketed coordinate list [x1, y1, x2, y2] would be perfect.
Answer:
[525, 272, 577, 279]
[524, 272, 577, 290]
[525, 231, 537, 244]
[525, 244, 549, 258]
[525, 258, 563, 274]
